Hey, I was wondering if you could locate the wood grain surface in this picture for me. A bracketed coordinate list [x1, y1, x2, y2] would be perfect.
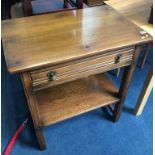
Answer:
[35, 74, 119, 126]
[105, 0, 153, 35]
[2, 5, 152, 74]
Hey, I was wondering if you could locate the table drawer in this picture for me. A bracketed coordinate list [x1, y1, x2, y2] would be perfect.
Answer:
[30, 47, 134, 91]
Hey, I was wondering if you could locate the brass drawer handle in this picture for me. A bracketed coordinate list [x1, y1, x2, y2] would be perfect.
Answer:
[47, 71, 56, 81]
[115, 54, 122, 64]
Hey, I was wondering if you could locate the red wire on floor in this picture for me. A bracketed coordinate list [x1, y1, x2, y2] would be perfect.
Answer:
[4, 118, 28, 155]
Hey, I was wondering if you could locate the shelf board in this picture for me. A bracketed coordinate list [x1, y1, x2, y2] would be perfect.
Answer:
[35, 74, 119, 126]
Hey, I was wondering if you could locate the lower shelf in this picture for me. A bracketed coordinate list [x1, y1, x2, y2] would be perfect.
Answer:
[35, 74, 119, 126]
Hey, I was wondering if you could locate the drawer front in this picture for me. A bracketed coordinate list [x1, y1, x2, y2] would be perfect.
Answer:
[30, 47, 134, 91]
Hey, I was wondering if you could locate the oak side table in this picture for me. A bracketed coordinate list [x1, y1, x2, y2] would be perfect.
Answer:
[2, 6, 152, 150]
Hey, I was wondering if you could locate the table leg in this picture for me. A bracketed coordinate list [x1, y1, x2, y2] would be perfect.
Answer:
[140, 45, 149, 69]
[64, 0, 68, 8]
[21, 72, 46, 150]
[140, 42, 152, 68]
[113, 45, 141, 122]
[23, 0, 33, 16]
[34, 127, 46, 150]
[116, 68, 121, 77]
[134, 64, 153, 116]
[76, 0, 83, 8]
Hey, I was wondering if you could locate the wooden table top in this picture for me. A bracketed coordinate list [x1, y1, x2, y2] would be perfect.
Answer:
[106, 0, 153, 35]
[2, 5, 152, 73]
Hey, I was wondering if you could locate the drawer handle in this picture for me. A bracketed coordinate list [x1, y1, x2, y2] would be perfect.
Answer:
[47, 71, 56, 81]
[115, 54, 122, 64]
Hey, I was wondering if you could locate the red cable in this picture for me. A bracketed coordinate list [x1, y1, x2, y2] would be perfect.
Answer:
[4, 118, 28, 155]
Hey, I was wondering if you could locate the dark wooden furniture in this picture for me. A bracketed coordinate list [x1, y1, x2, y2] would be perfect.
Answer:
[22, 0, 83, 16]
[2, 0, 21, 19]
[84, 0, 104, 6]
[2, 6, 152, 150]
